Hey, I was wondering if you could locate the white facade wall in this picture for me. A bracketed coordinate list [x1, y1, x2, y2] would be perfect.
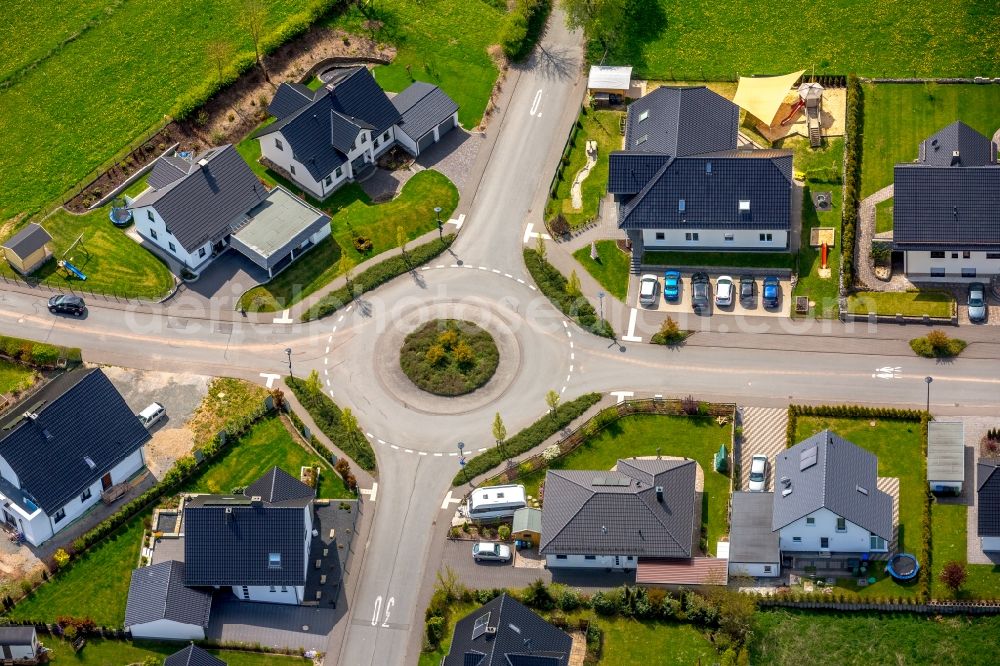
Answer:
[2, 638, 36, 660]
[0, 456, 18, 485]
[132, 205, 212, 270]
[642, 228, 789, 251]
[372, 126, 396, 157]
[728, 562, 780, 578]
[545, 554, 638, 570]
[904, 250, 1000, 281]
[128, 618, 205, 641]
[778, 507, 884, 553]
[982, 536, 1000, 552]
[232, 585, 303, 604]
[260, 130, 371, 200]
[395, 127, 419, 156]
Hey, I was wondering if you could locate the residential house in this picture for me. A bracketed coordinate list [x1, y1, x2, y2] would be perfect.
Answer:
[1, 223, 52, 275]
[728, 491, 781, 578]
[255, 67, 458, 199]
[128, 145, 330, 277]
[927, 421, 965, 494]
[0, 368, 150, 546]
[607, 86, 793, 270]
[0, 626, 39, 663]
[977, 458, 1000, 552]
[540, 458, 697, 570]
[442, 593, 572, 666]
[892, 121, 1000, 280]
[164, 645, 226, 666]
[124, 560, 213, 640]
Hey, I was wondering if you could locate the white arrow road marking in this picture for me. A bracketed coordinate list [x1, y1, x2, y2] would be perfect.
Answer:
[259, 373, 280, 388]
[360, 482, 378, 502]
[622, 308, 642, 342]
[610, 390, 635, 404]
[272, 309, 293, 324]
[441, 490, 463, 510]
[529, 89, 543, 116]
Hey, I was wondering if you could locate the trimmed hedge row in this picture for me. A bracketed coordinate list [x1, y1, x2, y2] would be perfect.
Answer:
[452, 392, 602, 485]
[522, 249, 614, 338]
[499, 0, 552, 62]
[0, 334, 81, 367]
[841, 73, 863, 286]
[304, 234, 455, 321]
[285, 376, 376, 473]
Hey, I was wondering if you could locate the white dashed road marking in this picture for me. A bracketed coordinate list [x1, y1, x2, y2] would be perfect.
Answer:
[622, 308, 642, 342]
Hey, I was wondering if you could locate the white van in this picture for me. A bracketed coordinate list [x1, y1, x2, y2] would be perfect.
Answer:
[463, 484, 526, 522]
[138, 402, 166, 429]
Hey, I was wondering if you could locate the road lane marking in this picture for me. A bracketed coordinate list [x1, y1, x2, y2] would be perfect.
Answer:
[529, 88, 543, 116]
[522, 222, 552, 243]
[446, 214, 465, 228]
[622, 308, 642, 342]
[259, 373, 280, 388]
[272, 309, 293, 324]
[610, 390, 635, 403]
[441, 490, 463, 510]
[360, 483, 378, 502]
[873, 366, 902, 379]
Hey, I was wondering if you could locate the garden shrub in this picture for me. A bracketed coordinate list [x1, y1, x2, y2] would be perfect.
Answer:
[523, 249, 614, 338]
[0, 334, 79, 367]
[557, 587, 582, 612]
[522, 579, 555, 610]
[425, 615, 445, 648]
[841, 73, 863, 286]
[910, 330, 966, 358]
[497, 524, 511, 541]
[499, 0, 552, 62]
[286, 376, 376, 472]
[591, 590, 618, 616]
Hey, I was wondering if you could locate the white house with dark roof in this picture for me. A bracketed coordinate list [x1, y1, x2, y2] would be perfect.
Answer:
[0, 626, 39, 662]
[124, 560, 213, 640]
[728, 491, 781, 578]
[0, 368, 150, 546]
[977, 459, 1000, 552]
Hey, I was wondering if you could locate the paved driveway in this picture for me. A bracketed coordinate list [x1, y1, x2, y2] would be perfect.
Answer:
[415, 128, 484, 197]
[630, 273, 790, 318]
[737, 407, 789, 492]
[207, 595, 338, 652]
[171, 250, 269, 311]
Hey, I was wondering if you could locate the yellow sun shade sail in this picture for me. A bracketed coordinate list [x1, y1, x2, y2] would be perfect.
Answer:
[732, 70, 805, 126]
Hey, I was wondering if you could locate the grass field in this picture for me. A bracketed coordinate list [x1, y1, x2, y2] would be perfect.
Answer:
[0, 359, 35, 395]
[40, 638, 308, 666]
[328, 0, 505, 129]
[572, 240, 629, 301]
[847, 290, 955, 318]
[860, 84, 1000, 198]
[794, 415, 925, 597]
[930, 501, 1000, 599]
[599, 2, 1000, 81]
[516, 413, 733, 554]
[547, 109, 622, 228]
[599, 618, 715, 664]
[643, 251, 795, 270]
[875, 198, 894, 235]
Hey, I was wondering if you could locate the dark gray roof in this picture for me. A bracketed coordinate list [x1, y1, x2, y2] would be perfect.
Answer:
[624, 86, 739, 157]
[443, 594, 571, 666]
[772, 430, 893, 540]
[613, 151, 793, 230]
[324, 66, 401, 135]
[129, 145, 267, 252]
[147, 155, 194, 190]
[329, 109, 366, 154]
[918, 121, 996, 167]
[729, 492, 779, 563]
[164, 645, 226, 666]
[2, 223, 51, 258]
[268, 82, 315, 120]
[892, 164, 1000, 250]
[0, 626, 35, 646]
[927, 421, 965, 483]
[540, 458, 696, 558]
[124, 560, 213, 629]
[245, 466, 315, 507]
[0, 368, 151, 514]
[392, 81, 459, 140]
[977, 459, 1000, 538]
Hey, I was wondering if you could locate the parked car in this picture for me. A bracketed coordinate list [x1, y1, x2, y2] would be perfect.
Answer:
[472, 542, 512, 563]
[739, 275, 756, 307]
[715, 275, 734, 307]
[138, 402, 166, 429]
[47, 294, 86, 316]
[748, 455, 769, 492]
[691, 272, 710, 313]
[968, 282, 987, 322]
[762, 277, 780, 309]
[663, 270, 681, 301]
[638, 274, 659, 307]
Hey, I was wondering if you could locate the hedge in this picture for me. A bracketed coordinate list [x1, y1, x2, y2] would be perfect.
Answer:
[841, 73, 863, 286]
[285, 376, 376, 473]
[0, 334, 81, 367]
[499, 0, 552, 62]
[522, 249, 614, 338]
[452, 392, 602, 485]
[303, 234, 455, 321]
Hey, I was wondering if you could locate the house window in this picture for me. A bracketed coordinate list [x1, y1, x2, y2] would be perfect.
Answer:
[655, 232, 665, 240]
[806, 517, 815, 525]
[383, 131, 390, 141]
[374, 138, 380, 148]
[820, 537, 830, 549]
[836, 517, 846, 532]
[268, 552, 282, 569]
[930, 251, 945, 258]
[269, 586, 276, 593]
[963, 251, 971, 259]
[336, 166, 343, 178]
[626, 556, 634, 561]
[281, 586, 287, 592]
[635, 135, 648, 146]
[792, 536, 802, 543]
[147, 210, 154, 222]
[199, 248, 206, 258]
[555, 555, 567, 560]
[962, 268, 976, 278]
[759, 233, 773, 242]
[678, 199, 686, 212]
[275, 138, 283, 151]
[685, 232, 699, 241]
[987, 253, 1000, 260]
[54, 508, 66, 523]
[951, 252, 958, 259]
[930, 267, 946, 277]
[584, 555, 597, 560]
[325, 175, 333, 186]
[724, 233, 735, 242]
[81, 488, 92, 502]
[870, 534, 887, 551]
[763, 565, 772, 573]
[361, 132, 367, 143]
[290, 164, 296, 175]
[168, 242, 176, 252]
[150, 229, 158, 240]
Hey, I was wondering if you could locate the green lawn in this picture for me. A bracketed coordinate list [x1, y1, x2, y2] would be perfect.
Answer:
[875, 198, 894, 235]
[40, 638, 308, 666]
[930, 501, 1000, 600]
[418, 601, 478, 666]
[0, 0, 332, 224]
[847, 290, 955, 318]
[643, 251, 795, 270]
[599, 2, 1000, 82]
[515, 414, 732, 555]
[237, 138, 458, 311]
[0, 359, 35, 395]
[572, 240, 629, 301]
[328, 0, 505, 129]
[599, 618, 715, 665]
[860, 84, 1000, 198]
[753, 609, 1000, 666]
[547, 109, 623, 228]
[794, 416, 925, 598]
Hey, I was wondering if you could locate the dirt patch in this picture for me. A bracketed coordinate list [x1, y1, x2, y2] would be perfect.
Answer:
[145, 428, 195, 480]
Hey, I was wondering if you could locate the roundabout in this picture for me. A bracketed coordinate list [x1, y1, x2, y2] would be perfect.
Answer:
[399, 318, 500, 397]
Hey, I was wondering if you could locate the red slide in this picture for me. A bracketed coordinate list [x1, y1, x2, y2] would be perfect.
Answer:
[780, 98, 805, 126]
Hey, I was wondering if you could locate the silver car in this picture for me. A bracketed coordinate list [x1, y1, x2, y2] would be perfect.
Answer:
[715, 275, 734, 307]
[968, 282, 987, 323]
[638, 274, 659, 307]
[472, 541, 511, 563]
[748, 455, 768, 492]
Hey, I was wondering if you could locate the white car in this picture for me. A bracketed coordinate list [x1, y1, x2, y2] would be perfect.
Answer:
[748, 455, 769, 492]
[715, 275, 734, 307]
[638, 274, 659, 307]
[472, 541, 512, 563]
[138, 402, 166, 429]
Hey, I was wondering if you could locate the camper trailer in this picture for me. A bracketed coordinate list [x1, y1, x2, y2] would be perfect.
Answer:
[462, 485, 526, 522]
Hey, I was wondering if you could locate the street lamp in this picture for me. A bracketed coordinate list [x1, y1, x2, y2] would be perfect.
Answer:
[924, 376, 933, 414]
[434, 206, 443, 239]
[597, 291, 606, 321]
[458, 442, 468, 483]
[285, 347, 293, 377]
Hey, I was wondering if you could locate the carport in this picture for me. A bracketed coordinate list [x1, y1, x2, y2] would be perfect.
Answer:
[229, 186, 330, 278]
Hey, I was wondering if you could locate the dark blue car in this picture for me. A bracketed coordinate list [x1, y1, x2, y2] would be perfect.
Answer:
[762, 276, 780, 309]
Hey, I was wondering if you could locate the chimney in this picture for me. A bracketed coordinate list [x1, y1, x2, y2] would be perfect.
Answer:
[951, 150, 961, 166]
[250, 495, 263, 507]
[198, 158, 209, 168]
[225, 507, 234, 521]
[655, 486, 664, 503]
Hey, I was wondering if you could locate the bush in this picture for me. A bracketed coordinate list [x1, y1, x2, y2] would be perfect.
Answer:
[0, 334, 80, 367]
[591, 590, 618, 616]
[522, 579, 555, 610]
[557, 587, 582, 612]
[523, 249, 614, 338]
[497, 524, 511, 541]
[305, 235, 455, 320]
[651, 316, 688, 345]
[286, 376, 376, 472]
[910, 330, 966, 358]
[499, 0, 551, 62]
[425, 615, 445, 648]
[53, 549, 70, 569]
[353, 236, 373, 253]
[548, 213, 570, 237]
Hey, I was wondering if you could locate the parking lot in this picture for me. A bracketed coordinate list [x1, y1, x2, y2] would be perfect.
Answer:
[630, 272, 790, 318]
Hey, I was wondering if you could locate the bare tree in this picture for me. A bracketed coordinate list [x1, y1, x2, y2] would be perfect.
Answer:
[241, 0, 269, 82]
[206, 40, 234, 83]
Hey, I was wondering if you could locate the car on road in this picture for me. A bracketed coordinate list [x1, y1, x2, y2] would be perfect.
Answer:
[663, 270, 681, 301]
[715, 275, 734, 307]
[638, 274, 659, 307]
[691, 272, 710, 313]
[472, 541, 512, 563]
[48, 294, 86, 316]
[748, 455, 769, 492]
[968, 282, 987, 322]
[762, 277, 780, 309]
[739, 275, 756, 307]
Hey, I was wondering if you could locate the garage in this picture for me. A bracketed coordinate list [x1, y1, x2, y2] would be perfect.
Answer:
[417, 131, 436, 153]
[437, 115, 456, 137]
[392, 81, 460, 157]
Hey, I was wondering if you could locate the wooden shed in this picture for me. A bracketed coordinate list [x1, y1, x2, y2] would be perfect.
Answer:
[2, 223, 53, 275]
[512, 507, 542, 547]
[587, 65, 632, 99]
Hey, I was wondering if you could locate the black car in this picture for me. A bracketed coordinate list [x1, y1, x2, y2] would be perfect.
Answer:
[48, 294, 86, 316]
[762, 276, 780, 309]
[691, 272, 710, 313]
[739, 275, 756, 307]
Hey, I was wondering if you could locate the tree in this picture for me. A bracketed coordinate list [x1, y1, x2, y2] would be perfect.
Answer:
[396, 225, 407, 257]
[566, 269, 582, 297]
[560, 0, 629, 52]
[425, 343, 446, 366]
[545, 389, 561, 417]
[206, 40, 233, 83]
[940, 560, 967, 595]
[241, 0, 269, 82]
[341, 407, 359, 447]
[339, 253, 357, 291]
[53, 548, 70, 569]
[305, 369, 322, 394]
[926, 329, 951, 352]
[657, 316, 685, 345]
[535, 233, 547, 260]
[453, 340, 475, 366]
[492, 412, 507, 449]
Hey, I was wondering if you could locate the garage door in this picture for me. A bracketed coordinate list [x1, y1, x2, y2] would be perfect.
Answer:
[437, 115, 456, 138]
[417, 132, 435, 154]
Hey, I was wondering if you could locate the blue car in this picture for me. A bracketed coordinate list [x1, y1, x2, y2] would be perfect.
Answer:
[663, 270, 681, 301]
[762, 276, 780, 309]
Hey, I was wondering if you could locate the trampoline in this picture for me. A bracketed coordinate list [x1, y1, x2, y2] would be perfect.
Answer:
[886, 553, 920, 581]
[109, 207, 132, 227]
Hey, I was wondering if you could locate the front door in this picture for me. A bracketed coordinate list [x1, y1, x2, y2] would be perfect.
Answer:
[101, 473, 113, 490]
[2, 509, 14, 526]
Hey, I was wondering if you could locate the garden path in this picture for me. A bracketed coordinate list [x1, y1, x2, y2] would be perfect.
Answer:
[570, 141, 598, 209]
[856, 184, 913, 291]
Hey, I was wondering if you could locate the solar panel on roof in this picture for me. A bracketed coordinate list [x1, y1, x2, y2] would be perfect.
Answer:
[472, 612, 491, 640]
[799, 447, 818, 471]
